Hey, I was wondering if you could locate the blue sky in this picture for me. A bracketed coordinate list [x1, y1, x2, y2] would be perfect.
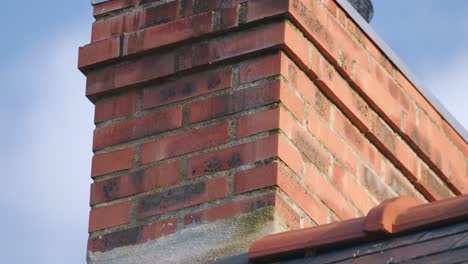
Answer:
[0, 1, 466, 263]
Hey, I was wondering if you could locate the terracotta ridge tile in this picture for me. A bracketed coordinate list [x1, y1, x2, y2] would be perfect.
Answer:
[248, 194, 468, 262]
[364, 196, 420, 234]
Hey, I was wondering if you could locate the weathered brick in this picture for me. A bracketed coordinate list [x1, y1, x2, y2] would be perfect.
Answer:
[90, 161, 180, 205]
[89, 200, 131, 232]
[246, 0, 289, 23]
[293, 129, 329, 174]
[138, 176, 228, 219]
[140, 122, 230, 164]
[359, 165, 396, 202]
[91, 148, 134, 177]
[236, 108, 280, 138]
[93, 0, 134, 18]
[91, 12, 139, 42]
[184, 192, 276, 226]
[234, 163, 278, 194]
[304, 163, 356, 220]
[418, 165, 454, 200]
[274, 194, 301, 229]
[277, 163, 329, 225]
[331, 163, 377, 214]
[88, 218, 177, 252]
[94, 91, 138, 123]
[78, 36, 120, 69]
[143, 67, 232, 109]
[124, 12, 213, 55]
[138, 1, 179, 29]
[239, 53, 282, 84]
[93, 106, 183, 150]
[187, 135, 278, 179]
[189, 79, 282, 123]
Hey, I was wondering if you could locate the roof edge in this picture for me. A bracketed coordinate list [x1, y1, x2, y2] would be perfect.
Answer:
[248, 194, 468, 262]
[336, 0, 468, 142]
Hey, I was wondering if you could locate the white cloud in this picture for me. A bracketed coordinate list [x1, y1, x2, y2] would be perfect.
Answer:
[0, 25, 94, 263]
[422, 52, 468, 130]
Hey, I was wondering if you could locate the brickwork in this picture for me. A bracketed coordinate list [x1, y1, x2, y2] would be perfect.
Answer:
[79, 0, 467, 260]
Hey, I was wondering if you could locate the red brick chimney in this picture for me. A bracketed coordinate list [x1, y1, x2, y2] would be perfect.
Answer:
[78, 0, 467, 263]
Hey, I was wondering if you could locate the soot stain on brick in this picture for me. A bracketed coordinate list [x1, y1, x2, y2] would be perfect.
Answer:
[129, 170, 145, 192]
[103, 179, 119, 199]
[295, 131, 327, 173]
[227, 153, 242, 168]
[204, 157, 223, 173]
[363, 167, 394, 201]
[352, 93, 369, 119]
[411, 130, 431, 157]
[375, 120, 396, 153]
[314, 92, 328, 118]
[288, 63, 297, 84]
[207, 77, 221, 89]
[103, 226, 143, 251]
[181, 83, 193, 95]
[160, 87, 177, 102]
[141, 182, 206, 212]
[344, 122, 362, 149]
[240, 196, 275, 213]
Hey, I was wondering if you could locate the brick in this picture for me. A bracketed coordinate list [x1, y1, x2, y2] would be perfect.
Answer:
[278, 134, 303, 177]
[138, 176, 228, 219]
[331, 163, 377, 214]
[124, 12, 214, 55]
[90, 161, 180, 205]
[78, 37, 120, 69]
[274, 194, 301, 229]
[239, 53, 282, 84]
[88, 218, 177, 252]
[359, 165, 396, 202]
[93, 0, 134, 18]
[187, 135, 278, 179]
[236, 108, 280, 138]
[418, 165, 454, 200]
[277, 163, 329, 225]
[293, 129, 329, 174]
[138, 1, 179, 29]
[280, 81, 305, 122]
[383, 160, 426, 203]
[91, 148, 134, 177]
[220, 6, 239, 30]
[281, 56, 332, 122]
[189, 79, 282, 123]
[87, 22, 286, 100]
[89, 200, 131, 232]
[193, 0, 219, 14]
[304, 163, 356, 220]
[194, 22, 286, 65]
[308, 107, 358, 175]
[94, 91, 137, 123]
[333, 109, 381, 173]
[140, 122, 230, 164]
[442, 122, 468, 157]
[93, 106, 182, 150]
[246, 0, 289, 23]
[234, 163, 278, 194]
[184, 192, 276, 226]
[91, 12, 139, 42]
[86, 46, 192, 100]
[143, 67, 232, 109]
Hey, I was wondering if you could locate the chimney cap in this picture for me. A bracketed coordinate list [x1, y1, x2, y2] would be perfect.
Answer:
[347, 0, 374, 22]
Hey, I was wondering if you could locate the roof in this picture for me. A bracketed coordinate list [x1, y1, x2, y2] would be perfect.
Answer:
[212, 195, 468, 263]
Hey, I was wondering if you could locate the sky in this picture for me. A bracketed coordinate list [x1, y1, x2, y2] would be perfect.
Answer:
[0, 1, 466, 263]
